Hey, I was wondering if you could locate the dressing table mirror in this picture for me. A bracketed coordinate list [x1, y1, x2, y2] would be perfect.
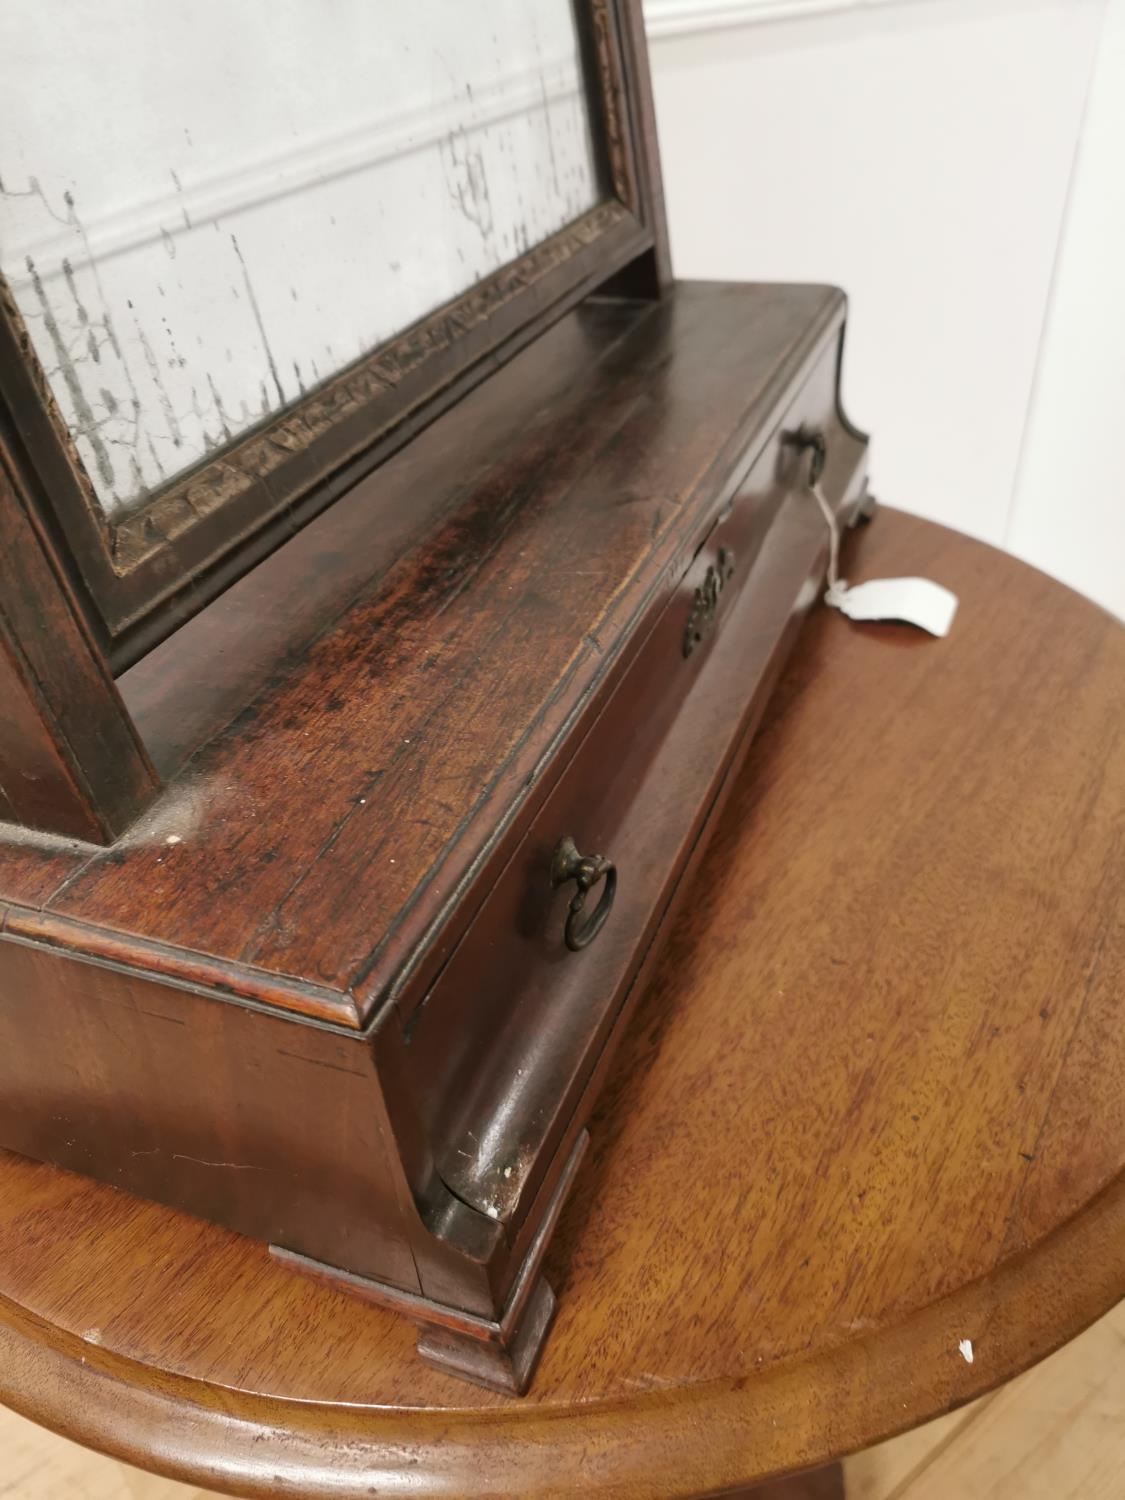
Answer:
[0, 0, 872, 1393]
[1, 0, 659, 668]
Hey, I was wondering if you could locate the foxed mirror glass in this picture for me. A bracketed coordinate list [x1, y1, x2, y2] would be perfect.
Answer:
[0, 0, 601, 519]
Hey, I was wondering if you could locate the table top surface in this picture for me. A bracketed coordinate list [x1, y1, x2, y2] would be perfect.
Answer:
[0, 509, 1122, 1499]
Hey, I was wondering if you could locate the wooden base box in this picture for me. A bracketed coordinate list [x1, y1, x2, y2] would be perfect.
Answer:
[0, 280, 870, 1392]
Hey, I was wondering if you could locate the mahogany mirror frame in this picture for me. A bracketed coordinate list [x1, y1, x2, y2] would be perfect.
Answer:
[0, 0, 668, 672]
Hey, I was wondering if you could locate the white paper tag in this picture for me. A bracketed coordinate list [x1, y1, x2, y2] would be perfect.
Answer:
[804, 480, 958, 638]
[827, 576, 958, 637]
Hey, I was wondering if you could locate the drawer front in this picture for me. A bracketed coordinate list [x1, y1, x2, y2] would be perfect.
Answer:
[402, 329, 863, 1230]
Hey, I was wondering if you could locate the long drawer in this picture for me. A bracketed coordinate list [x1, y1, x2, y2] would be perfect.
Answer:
[402, 327, 866, 1233]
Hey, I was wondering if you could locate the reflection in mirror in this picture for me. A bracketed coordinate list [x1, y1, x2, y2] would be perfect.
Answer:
[0, 1, 600, 518]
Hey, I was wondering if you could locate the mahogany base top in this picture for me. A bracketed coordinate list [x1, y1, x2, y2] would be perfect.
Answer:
[0, 509, 1122, 1499]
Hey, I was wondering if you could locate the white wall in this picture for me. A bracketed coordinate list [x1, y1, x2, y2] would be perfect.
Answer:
[645, 0, 1124, 619]
[1006, 0, 1125, 621]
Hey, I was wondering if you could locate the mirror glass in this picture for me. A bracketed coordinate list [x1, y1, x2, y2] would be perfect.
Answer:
[0, 1, 601, 518]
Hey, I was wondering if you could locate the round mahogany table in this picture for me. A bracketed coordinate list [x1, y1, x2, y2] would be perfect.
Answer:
[0, 510, 1122, 1500]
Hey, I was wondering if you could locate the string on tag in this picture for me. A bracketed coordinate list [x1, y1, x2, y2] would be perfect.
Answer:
[808, 481, 848, 608]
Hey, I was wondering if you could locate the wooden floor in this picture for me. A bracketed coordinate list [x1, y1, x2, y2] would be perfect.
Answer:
[2, 1300, 1122, 1499]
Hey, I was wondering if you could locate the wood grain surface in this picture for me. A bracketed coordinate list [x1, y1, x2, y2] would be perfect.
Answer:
[2, 282, 846, 1029]
[5, 1300, 1122, 1498]
[0, 509, 1121, 1498]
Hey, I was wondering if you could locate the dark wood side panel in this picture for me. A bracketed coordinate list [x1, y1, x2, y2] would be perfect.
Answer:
[0, 641, 103, 838]
[0, 934, 421, 1293]
[0, 432, 158, 843]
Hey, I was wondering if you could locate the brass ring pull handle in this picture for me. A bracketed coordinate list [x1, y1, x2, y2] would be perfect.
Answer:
[551, 836, 617, 951]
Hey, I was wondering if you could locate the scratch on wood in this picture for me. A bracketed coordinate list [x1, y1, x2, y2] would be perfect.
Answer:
[171, 1153, 265, 1171]
[275, 1050, 366, 1079]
